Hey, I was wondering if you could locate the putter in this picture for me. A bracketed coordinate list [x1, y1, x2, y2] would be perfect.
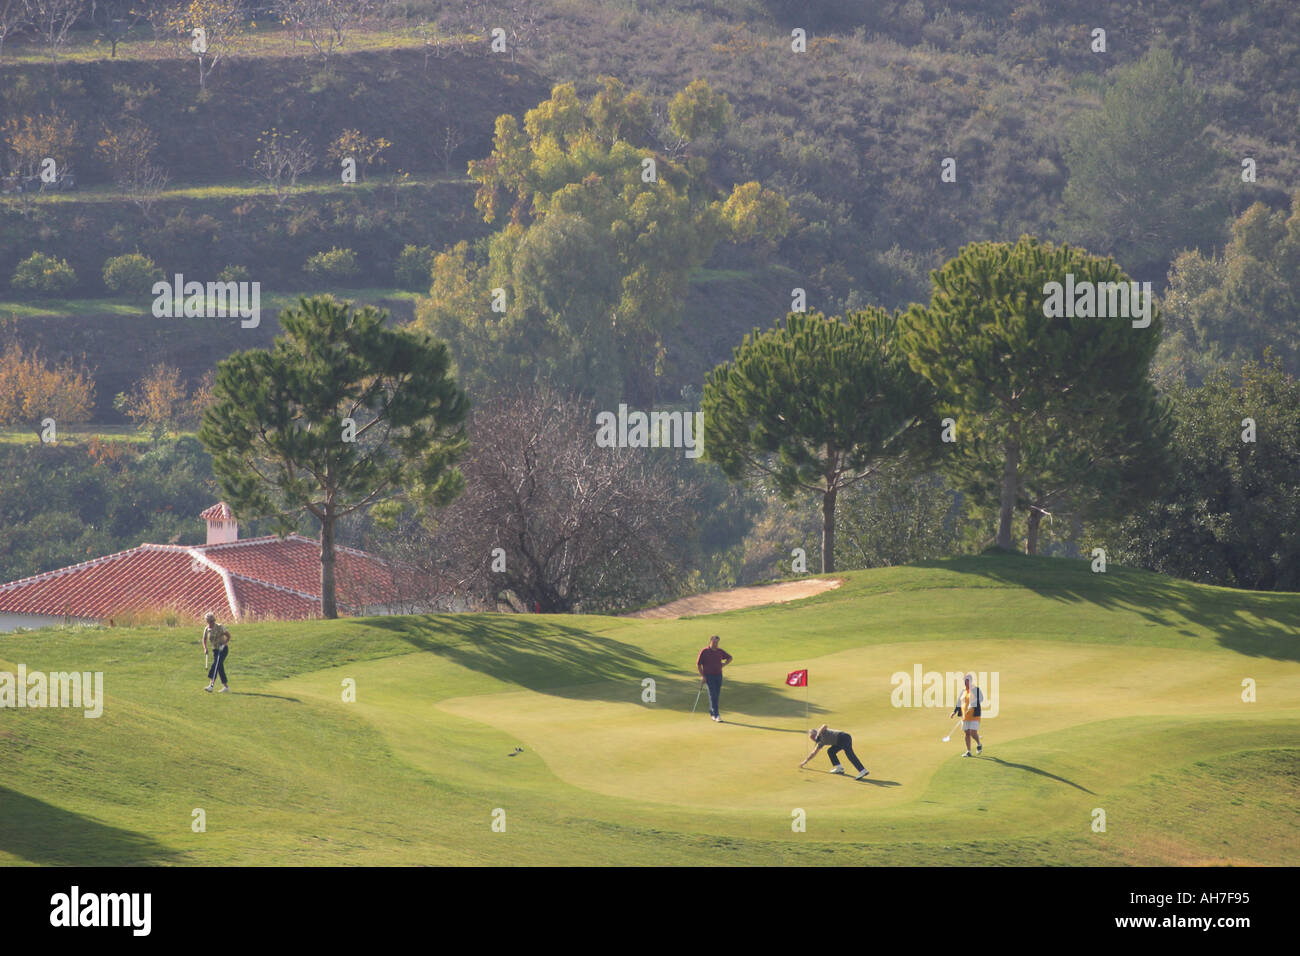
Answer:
[942, 717, 962, 742]
[691, 679, 705, 714]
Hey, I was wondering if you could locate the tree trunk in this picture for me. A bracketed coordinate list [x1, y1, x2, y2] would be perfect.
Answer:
[1026, 507, 1041, 556]
[320, 508, 338, 619]
[821, 485, 837, 574]
[996, 439, 1019, 550]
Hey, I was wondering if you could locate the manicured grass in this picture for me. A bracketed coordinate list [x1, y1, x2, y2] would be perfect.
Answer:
[1, 554, 1297, 865]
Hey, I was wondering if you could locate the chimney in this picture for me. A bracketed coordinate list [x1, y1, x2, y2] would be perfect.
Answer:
[200, 502, 238, 545]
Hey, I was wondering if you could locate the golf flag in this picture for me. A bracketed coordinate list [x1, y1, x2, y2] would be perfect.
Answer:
[786, 669, 808, 687]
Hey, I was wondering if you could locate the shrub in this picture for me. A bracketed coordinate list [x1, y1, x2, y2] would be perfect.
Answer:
[103, 253, 164, 295]
[11, 252, 77, 295]
[303, 246, 360, 281]
[394, 244, 436, 291]
[218, 264, 251, 283]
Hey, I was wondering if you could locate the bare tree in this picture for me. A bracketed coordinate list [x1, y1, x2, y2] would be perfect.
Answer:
[273, 0, 374, 59]
[166, 0, 249, 92]
[250, 127, 315, 204]
[434, 123, 464, 175]
[457, 0, 546, 64]
[23, 0, 80, 60]
[417, 20, 457, 70]
[652, 104, 689, 160]
[406, 385, 697, 614]
[0, 0, 28, 62]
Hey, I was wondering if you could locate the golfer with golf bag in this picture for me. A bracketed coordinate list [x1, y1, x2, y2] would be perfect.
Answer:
[202, 612, 231, 693]
[800, 723, 869, 779]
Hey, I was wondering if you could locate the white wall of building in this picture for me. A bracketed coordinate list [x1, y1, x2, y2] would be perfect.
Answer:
[0, 612, 93, 633]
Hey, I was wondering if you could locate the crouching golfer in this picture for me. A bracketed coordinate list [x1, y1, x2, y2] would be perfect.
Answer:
[202, 612, 231, 693]
[695, 634, 733, 722]
[800, 723, 869, 779]
[950, 672, 983, 756]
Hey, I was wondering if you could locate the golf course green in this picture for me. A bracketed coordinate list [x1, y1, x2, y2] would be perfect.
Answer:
[2, 553, 1297, 866]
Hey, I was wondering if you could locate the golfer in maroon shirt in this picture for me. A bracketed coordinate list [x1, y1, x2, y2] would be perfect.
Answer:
[696, 635, 733, 722]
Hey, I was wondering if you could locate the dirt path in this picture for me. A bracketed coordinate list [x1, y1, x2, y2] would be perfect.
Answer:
[626, 578, 843, 619]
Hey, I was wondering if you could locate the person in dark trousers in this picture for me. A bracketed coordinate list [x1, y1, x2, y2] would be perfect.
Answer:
[800, 723, 869, 779]
[950, 672, 984, 756]
[202, 612, 231, 693]
[695, 634, 733, 722]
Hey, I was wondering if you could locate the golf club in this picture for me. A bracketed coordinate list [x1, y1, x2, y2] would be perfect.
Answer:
[941, 717, 962, 742]
[691, 678, 705, 714]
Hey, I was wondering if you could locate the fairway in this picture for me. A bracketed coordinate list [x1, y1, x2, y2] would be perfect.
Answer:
[2, 554, 1298, 866]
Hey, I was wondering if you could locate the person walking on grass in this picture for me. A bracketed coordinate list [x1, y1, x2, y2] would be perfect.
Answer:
[950, 672, 983, 756]
[695, 634, 733, 722]
[202, 612, 231, 693]
[800, 723, 869, 779]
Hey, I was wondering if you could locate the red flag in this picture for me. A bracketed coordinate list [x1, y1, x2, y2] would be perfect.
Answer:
[786, 669, 807, 687]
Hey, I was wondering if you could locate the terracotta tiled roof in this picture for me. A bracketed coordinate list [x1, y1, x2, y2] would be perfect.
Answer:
[200, 502, 236, 521]
[0, 533, 423, 624]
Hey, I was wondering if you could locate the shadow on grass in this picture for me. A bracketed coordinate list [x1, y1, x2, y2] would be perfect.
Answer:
[368, 614, 823, 718]
[916, 554, 1300, 663]
[0, 786, 179, 865]
[802, 767, 900, 786]
[234, 691, 303, 702]
[982, 755, 1095, 794]
[718, 720, 807, 733]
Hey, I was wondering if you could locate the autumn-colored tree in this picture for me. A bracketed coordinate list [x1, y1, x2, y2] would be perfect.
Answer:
[114, 363, 195, 439]
[187, 369, 214, 426]
[326, 129, 391, 182]
[3, 111, 79, 182]
[96, 122, 170, 211]
[0, 343, 96, 440]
